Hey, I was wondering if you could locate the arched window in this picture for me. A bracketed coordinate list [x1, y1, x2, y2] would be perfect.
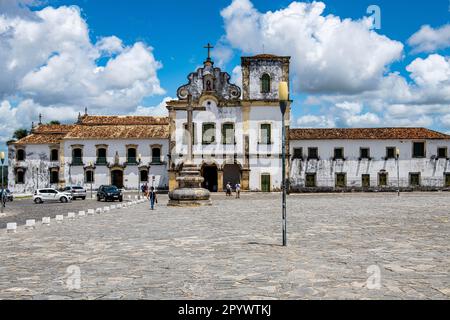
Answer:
[50, 170, 59, 184]
[222, 123, 235, 145]
[17, 149, 25, 161]
[50, 149, 59, 162]
[260, 123, 272, 145]
[97, 148, 107, 165]
[140, 170, 149, 182]
[72, 148, 83, 165]
[202, 123, 216, 145]
[152, 147, 161, 164]
[16, 169, 25, 184]
[127, 147, 137, 164]
[85, 170, 94, 183]
[261, 74, 271, 93]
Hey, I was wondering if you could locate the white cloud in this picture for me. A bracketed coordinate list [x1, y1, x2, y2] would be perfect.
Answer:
[133, 97, 173, 117]
[407, 54, 450, 87]
[0, 3, 166, 145]
[0, 5, 164, 110]
[96, 36, 124, 56]
[221, 0, 403, 94]
[296, 115, 335, 128]
[408, 24, 450, 53]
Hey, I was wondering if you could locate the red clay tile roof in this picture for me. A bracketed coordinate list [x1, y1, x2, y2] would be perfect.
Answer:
[33, 124, 76, 134]
[289, 128, 450, 140]
[14, 124, 74, 145]
[15, 133, 67, 145]
[64, 124, 169, 140]
[79, 115, 169, 126]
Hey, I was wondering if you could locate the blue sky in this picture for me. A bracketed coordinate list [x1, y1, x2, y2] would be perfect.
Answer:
[1, 0, 450, 148]
[44, 0, 450, 105]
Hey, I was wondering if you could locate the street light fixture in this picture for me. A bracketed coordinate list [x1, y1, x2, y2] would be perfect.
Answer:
[396, 147, 400, 197]
[89, 161, 94, 199]
[137, 154, 142, 200]
[1, 151, 5, 213]
[279, 81, 289, 247]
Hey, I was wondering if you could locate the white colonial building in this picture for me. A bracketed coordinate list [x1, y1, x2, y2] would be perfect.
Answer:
[289, 128, 450, 191]
[7, 52, 450, 194]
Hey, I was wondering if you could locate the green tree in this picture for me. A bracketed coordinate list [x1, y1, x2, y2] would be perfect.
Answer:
[48, 121, 61, 125]
[13, 129, 29, 141]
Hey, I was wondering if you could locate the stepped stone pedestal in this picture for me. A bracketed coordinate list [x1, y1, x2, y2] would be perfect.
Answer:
[168, 163, 211, 207]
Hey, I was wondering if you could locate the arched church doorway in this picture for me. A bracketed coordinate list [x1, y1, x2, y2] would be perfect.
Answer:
[202, 165, 218, 192]
[111, 170, 124, 189]
[223, 164, 241, 190]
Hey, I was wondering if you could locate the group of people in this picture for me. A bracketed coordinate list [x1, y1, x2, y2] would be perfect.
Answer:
[140, 181, 242, 210]
[141, 183, 157, 210]
[225, 182, 241, 199]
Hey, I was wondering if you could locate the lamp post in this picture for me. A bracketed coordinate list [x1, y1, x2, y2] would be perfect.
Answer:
[89, 161, 94, 199]
[279, 81, 289, 247]
[396, 148, 400, 197]
[1, 151, 5, 213]
[137, 154, 142, 200]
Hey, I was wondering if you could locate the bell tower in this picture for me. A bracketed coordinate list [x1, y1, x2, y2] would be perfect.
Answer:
[241, 54, 290, 101]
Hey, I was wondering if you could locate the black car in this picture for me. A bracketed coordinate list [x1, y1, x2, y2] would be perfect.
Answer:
[97, 185, 123, 202]
[0, 189, 13, 202]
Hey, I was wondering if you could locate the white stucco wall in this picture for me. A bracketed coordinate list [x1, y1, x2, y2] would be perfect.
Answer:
[289, 139, 450, 189]
[7, 144, 61, 194]
[63, 139, 169, 190]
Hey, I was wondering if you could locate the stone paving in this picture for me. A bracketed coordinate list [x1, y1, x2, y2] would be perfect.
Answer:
[0, 192, 449, 300]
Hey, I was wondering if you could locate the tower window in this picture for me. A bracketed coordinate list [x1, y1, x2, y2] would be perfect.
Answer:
[260, 124, 272, 144]
[261, 74, 271, 93]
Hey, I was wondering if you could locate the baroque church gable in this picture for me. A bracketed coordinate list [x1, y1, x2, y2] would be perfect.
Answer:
[176, 45, 241, 104]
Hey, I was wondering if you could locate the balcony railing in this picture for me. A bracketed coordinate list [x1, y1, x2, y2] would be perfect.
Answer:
[127, 157, 138, 165]
[151, 157, 162, 164]
[96, 157, 108, 165]
[72, 158, 83, 166]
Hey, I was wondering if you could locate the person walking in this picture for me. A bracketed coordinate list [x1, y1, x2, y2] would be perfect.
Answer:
[235, 183, 241, 199]
[147, 187, 157, 210]
[226, 182, 232, 197]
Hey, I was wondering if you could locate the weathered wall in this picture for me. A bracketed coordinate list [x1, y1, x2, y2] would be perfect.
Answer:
[8, 144, 61, 194]
[290, 139, 450, 190]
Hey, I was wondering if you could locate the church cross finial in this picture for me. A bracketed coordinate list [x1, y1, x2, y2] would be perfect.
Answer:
[204, 42, 214, 61]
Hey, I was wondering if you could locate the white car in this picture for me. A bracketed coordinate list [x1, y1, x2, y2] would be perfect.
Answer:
[33, 188, 73, 204]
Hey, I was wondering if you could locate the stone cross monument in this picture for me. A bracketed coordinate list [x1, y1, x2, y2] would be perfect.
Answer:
[168, 95, 211, 207]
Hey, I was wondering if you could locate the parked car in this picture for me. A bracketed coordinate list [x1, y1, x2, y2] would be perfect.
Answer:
[97, 185, 123, 202]
[63, 186, 87, 200]
[0, 189, 13, 202]
[33, 189, 72, 204]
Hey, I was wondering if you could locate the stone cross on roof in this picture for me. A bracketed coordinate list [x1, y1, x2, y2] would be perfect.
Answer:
[204, 43, 214, 61]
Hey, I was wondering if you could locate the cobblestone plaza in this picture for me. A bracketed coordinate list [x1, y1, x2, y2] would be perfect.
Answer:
[0, 193, 449, 300]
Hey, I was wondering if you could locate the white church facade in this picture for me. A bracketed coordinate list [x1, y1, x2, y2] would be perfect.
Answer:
[7, 53, 450, 194]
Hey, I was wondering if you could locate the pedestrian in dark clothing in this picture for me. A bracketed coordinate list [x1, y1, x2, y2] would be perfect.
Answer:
[147, 187, 157, 210]
[226, 182, 232, 197]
